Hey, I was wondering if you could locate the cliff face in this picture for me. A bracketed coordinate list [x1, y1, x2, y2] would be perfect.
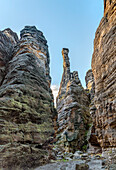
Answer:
[85, 70, 102, 153]
[92, 0, 116, 150]
[0, 26, 56, 169]
[56, 48, 91, 153]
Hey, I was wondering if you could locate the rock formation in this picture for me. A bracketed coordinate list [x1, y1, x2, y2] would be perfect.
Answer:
[91, 0, 116, 152]
[0, 28, 18, 85]
[56, 48, 91, 153]
[85, 69, 95, 101]
[85, 70, 102, 153]
[0, 26, 56, 169]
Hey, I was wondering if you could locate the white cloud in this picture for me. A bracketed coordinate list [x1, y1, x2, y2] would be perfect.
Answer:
[51, 85, 59, 107]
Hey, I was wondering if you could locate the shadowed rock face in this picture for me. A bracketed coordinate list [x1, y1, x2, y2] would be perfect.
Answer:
[85, 69, 102, 154]
[0, 26, 56, 169]
[85, 69, 95, 101]
[92, 0, 116, 150]
[0, 29, 18, 85]
[56, 48, 91, 153]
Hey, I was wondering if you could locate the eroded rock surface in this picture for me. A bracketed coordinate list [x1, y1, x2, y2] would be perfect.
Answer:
[91, 0, 116, 153]
[0, 26, 56, 169]
[85, 69, 95, 101]
[56, 48, 91, 153]
[0, 28, 18, 85]
[85, 69, 102, 154]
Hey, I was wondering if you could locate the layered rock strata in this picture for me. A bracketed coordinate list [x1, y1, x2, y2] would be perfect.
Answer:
[85, 70, 102, 153]
[91, 0, 116, 150]
[0, 26, 56, 169]
[0, 28, 18, 85]
[56, 48, 91, 153]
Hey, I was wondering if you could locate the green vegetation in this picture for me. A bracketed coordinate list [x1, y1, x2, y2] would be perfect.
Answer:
[82, 145, 87, 151]
[108, 150, 112, 154]
[56, 159, 68, 162]
[87, 123, 92, 129]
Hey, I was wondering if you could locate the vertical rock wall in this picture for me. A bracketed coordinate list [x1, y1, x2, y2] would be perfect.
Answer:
[56, 48, 91, 153]
[0, 26, 56, 169]
[85, 70, 102, 153]
[92, 0, 116, 150]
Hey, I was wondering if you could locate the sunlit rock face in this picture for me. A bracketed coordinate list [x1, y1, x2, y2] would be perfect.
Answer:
[56, 48, 91, 153]
[92, 0, 116, 150]
[104, 0, 115, 16]
[0, 26, 56, 169]
[20, 26, 51, 86]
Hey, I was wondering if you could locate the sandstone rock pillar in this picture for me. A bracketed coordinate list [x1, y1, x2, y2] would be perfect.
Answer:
[0, 26, 56, 169]
[56, 48, 91, 153]
[61, 48, 70, 86]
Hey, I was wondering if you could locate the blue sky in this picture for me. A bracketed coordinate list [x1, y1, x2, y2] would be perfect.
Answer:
[0, 0, 104, 88]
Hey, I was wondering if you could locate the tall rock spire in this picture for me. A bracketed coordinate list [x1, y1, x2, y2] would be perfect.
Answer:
[56, 48, 91, 153]
[57, 48, 71, 99]
[62, 48, 70, 86]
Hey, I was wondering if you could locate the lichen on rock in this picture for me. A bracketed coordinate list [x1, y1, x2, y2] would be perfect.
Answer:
[0, 26, 56, 169]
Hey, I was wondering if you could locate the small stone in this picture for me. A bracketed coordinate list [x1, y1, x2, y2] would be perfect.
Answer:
[81, 153, 88, 158]
[76, 163, 89, 170]
[74, 151, 83, 154]
[73, 152, 81, 159]
[60, 164, 68, 170]
[64, 156, 72, 160]
[102, 160, 106, 166]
